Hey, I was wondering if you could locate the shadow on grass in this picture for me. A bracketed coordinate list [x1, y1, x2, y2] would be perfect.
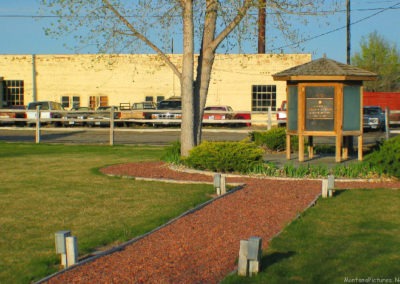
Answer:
[332, 189, 348, 197]
[260, 251, 296, 271]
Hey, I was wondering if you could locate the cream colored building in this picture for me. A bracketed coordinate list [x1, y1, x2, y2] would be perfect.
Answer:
[0, 53, 311, 112]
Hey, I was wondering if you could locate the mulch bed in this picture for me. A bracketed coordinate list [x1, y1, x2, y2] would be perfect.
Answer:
[44, 162, 400, 284]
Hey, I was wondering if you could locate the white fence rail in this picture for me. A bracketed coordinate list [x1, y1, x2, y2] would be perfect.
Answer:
[1, 108, 400, 145]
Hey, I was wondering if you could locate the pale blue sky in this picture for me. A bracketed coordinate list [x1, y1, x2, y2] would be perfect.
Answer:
[0, 0, 399, 63]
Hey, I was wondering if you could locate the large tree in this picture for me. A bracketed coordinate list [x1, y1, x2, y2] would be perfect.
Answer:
[40, 0, 329, 156]
[352, 31, 400, 92]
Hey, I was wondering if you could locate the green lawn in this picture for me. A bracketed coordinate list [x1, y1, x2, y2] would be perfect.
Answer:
[0, 142, 214, 283]
[2, 142, 399, 284]
[223, 189, 400, 284]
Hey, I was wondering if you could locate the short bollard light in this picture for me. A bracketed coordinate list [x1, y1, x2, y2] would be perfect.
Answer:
[214, 173, 221, 195]
[328, 174, 335, 197]
[322, 179, 328, 198]
[322, 175, 335, 198]
[55, 230, 78, 268]
[220, 175, 226, 194]
[66, 236, 78, 267]
[238, 236, 262, 277]
[247, 237, 262, 276]
[55, 230, 71, 268]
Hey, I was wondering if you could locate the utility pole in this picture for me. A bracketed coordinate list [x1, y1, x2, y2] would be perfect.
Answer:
[346, 0, 354, 154]
[258, 0, 266, 54]
[347, 0, 351, 64]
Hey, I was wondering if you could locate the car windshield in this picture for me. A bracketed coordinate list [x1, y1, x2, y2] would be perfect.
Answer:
[132, 103, 155, 110]
[28, 102, 49, 110]
[205, 107, 224, 111]
[97, 107, 115, 111]
[364, 108, 382, 115]
[72, 107, 91, 111]
[157, 101, 181, 110]
[50, 102, 63, 110]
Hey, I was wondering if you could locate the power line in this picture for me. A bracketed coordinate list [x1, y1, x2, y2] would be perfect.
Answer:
[270, 2, 400, 52]
[0, 6, 399, 18]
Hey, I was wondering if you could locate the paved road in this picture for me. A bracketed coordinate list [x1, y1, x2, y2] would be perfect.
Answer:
[0, 127, 250, 145]
[0, 126, 396, 146]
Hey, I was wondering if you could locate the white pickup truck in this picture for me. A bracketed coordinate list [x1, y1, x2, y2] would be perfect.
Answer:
[25, 101, 64, 126]
[276, 100, 287, 127]
[149, 97, 182, 126]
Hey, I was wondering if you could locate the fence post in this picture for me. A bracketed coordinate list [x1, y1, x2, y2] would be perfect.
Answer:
[110, 107, 114, 146]
[267, 107, 272, 130]
[385, 107, 390, 141]
[35, 105, 41, 144]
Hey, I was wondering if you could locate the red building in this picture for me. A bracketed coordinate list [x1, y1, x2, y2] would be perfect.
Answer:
[363, 92, 400, 110]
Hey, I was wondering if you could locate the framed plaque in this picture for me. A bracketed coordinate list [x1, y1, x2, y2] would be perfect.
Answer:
[305, 86, 334, 131]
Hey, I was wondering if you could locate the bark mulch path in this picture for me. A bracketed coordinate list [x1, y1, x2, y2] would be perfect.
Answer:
[44, 162, 400, 284]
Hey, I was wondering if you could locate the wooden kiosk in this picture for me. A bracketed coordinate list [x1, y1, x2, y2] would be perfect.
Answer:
[273, 58, 377, 162]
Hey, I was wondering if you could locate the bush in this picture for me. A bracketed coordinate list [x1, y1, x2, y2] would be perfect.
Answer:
[250, 128, 300, 152]
[250, 128, 286, 151]
[184, 141, 264, 173]
[364, 136, 400, 178]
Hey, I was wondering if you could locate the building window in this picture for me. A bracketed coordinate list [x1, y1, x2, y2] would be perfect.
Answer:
[252, 85, 277, 111]
[72, 96, 80, 108]
[157, 96, 165, 102]
[4, 80, 24, 106]
[89, 96, 97, 109]
[89, 96, 108, 109]
[61, 96, 70, 108]
[145, 96, 153, 102]
[62, 96, 81, 108]
[99, 96, 108, 107]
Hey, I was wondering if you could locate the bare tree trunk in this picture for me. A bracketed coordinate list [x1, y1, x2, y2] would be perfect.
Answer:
[194, 0, 218, 144]
[180, 0, 195, 157]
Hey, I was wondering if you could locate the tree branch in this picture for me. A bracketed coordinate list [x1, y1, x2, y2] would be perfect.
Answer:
[210, 0, 254, 51]
[102, 0, 182, 79]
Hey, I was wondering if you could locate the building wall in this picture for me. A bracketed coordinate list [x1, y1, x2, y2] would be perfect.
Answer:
[0, 53, 311, 111]
[363, 92, 400, 111]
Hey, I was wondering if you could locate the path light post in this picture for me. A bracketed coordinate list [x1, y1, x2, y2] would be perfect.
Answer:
[55, 231, 71, 268]
[238, 236, 262, 277]
[55, 230, 78, 268]
[213, 173, 226, 195]
[322, 175, 335, 198]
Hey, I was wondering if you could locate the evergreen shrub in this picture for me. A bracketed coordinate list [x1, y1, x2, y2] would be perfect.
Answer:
[184, 141, 264, 173]
[364, 136, 400, 178]
[249, 128, 300, 152]
[250, 128, 286, 151]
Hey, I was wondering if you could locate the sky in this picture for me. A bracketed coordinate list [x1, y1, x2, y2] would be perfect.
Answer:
[0, 0, 399, 63]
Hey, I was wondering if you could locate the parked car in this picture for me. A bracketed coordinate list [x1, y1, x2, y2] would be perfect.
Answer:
[150, 97, 182, 126]
[203, 105, 251, 127]
[0, 105, 26, 126]
[276, 100, 287, 127]
[25, 101, 64, 127]
[62, 106, 94, 127]
[86, 106, 121, 127]
[363, 106, 386, 131]
[119, 101, 157, 126]
[203, 105, 234, 121]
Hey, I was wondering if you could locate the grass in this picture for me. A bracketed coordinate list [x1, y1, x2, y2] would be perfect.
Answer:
[0, 142, 214, 283]
[223, 189, 400, 283]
